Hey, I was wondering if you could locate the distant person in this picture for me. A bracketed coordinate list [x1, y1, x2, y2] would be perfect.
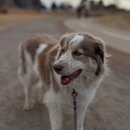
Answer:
[77, 6, 82, 18]
[84, 8, 89, 18]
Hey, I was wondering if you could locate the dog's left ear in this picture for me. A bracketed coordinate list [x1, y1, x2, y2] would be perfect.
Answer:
[93, 39, 105, 75]
[94, 42, 104, 63]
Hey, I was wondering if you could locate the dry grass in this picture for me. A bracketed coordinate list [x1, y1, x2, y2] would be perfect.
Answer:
[96, 11, 130, 31]
[0, 8, 75, 31]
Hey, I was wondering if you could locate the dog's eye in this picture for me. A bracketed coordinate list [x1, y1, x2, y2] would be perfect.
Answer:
[74, 51, 82, 56]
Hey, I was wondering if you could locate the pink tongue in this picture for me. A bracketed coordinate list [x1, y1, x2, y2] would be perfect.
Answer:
[61, 70, 81, 85]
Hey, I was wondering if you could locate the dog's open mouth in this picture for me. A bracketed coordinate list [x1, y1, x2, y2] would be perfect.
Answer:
[61, 70, 82, 85]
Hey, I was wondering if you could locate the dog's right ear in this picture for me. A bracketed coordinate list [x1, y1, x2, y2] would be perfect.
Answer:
[59, 33, 69, 47]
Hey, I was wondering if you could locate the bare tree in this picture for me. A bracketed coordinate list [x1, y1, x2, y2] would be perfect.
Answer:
[80, 0, 88, 6]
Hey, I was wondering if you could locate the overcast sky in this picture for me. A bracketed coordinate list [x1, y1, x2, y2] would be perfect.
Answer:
[41, 0, 130, 10]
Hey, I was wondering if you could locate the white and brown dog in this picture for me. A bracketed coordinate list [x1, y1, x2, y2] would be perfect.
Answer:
[18, 32, 108, 130]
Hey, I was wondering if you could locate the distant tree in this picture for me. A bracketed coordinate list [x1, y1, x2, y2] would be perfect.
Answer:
[80, 0, 88, 5]
[59, 3, 66, 10]
[51, 2, 57, 11]
[90, 0, 96, 11]
[39, 2, 47, 9]
[14, 0, 41, 9]
[105, 4, 118, 12]
[59, 3, 73, 11]
[0, 0, 5, 7]
[14, 0, 21, 7]
[67, 4, 73, 10]
[33, 0, 41, 9]
[97, 0, 104, 10]
[26, 0, 33, 9]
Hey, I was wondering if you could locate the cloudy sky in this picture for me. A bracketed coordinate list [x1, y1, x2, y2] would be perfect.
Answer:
[41, 0, 130, 10]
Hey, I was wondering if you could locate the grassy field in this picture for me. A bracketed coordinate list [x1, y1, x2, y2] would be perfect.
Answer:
[0, 8, 75, 31]
[96, 11, 130, 31]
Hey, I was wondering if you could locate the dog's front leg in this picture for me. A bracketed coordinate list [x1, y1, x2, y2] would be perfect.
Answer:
[46, 101, 62, 130]
[77, 102, 88, 130]
[47, 102, 62, 130]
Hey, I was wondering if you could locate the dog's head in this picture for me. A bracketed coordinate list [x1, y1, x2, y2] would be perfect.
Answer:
[53, 33, 107, 85]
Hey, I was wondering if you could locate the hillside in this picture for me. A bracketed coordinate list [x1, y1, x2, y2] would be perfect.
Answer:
[96, 11, 130, 31]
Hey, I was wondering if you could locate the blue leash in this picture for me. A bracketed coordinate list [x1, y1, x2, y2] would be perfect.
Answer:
[72, 89, 77, 130]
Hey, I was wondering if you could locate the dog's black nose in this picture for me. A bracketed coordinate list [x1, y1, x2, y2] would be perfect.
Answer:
[53, 65, 63, 73]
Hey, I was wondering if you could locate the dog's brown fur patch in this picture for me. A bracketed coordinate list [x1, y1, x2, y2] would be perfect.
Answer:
[19, 34, 60, 92]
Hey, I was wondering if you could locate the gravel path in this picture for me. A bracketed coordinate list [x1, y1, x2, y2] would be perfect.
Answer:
[0, 18, 130, 130]
[64, 18, 130, 54]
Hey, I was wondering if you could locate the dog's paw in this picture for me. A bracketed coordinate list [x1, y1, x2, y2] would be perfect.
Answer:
[23, 100, 35, 110]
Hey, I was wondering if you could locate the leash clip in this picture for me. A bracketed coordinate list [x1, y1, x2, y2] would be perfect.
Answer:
[72, 88, 77, 96]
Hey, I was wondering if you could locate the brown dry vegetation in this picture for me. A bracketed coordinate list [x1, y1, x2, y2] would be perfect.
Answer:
[96, 11, 130, 31]
[0, 8, 75, 31]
